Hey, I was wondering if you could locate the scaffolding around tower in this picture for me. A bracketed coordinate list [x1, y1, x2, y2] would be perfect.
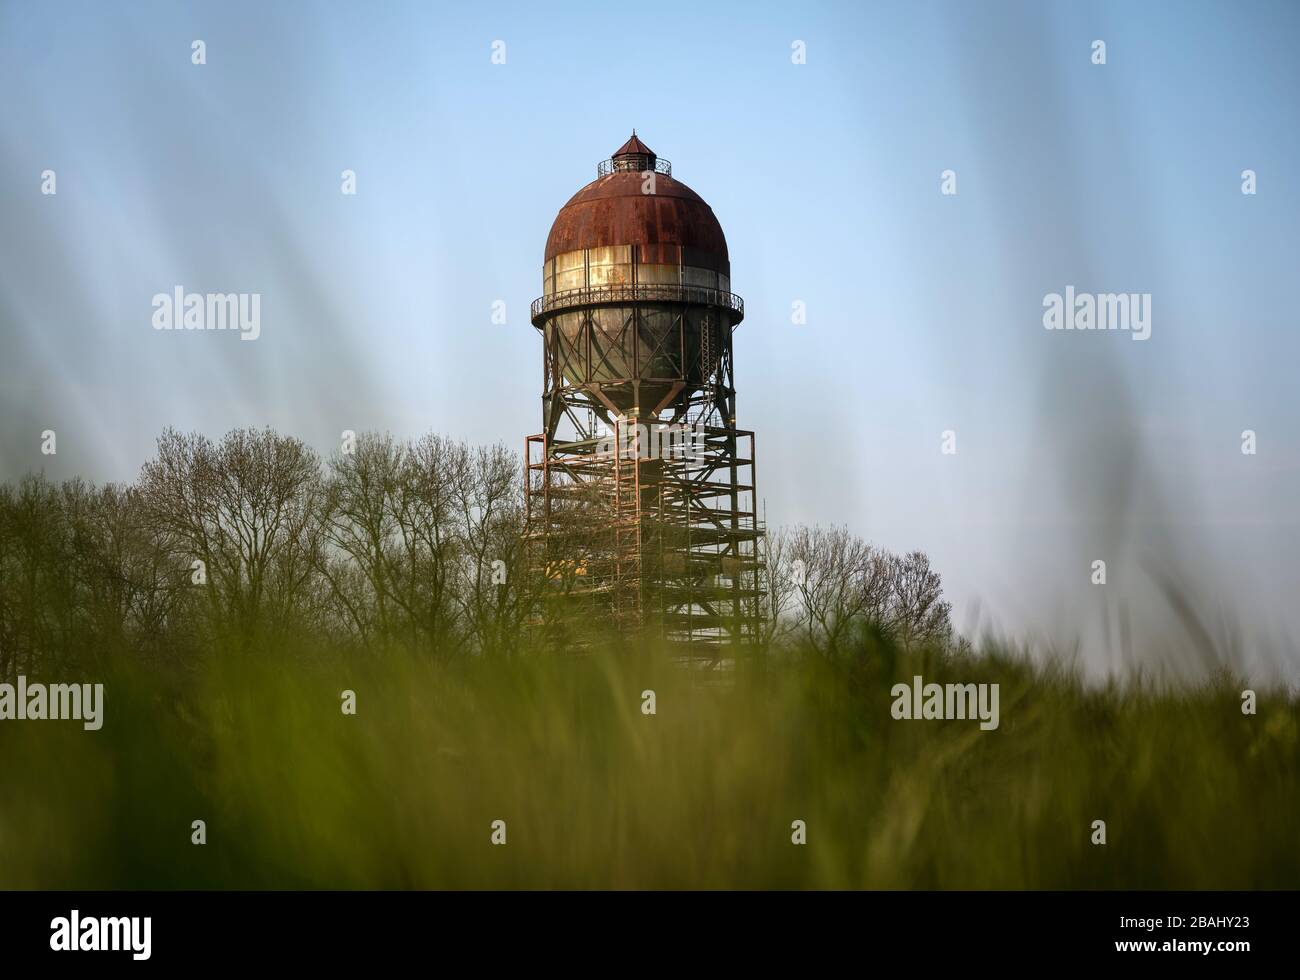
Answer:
[524, 388, 765, 653]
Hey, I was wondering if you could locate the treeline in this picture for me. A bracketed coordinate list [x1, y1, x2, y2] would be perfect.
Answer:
[0, 427, 954, 674]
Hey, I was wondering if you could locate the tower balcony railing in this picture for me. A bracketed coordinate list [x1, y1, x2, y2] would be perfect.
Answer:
[531, 284, 744, 322]
[597, 157, 672, 178]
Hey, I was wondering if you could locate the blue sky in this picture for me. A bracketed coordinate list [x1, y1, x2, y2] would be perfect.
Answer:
[2, 0, 1297, 672]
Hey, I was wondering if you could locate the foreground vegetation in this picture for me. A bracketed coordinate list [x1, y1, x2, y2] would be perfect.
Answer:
[2, 630, 1297, 889]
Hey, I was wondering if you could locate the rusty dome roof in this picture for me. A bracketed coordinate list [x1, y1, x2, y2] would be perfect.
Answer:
[543, 135, 729, 262]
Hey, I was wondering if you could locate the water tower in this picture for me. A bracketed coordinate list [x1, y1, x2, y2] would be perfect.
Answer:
[525, 133, 765, 651]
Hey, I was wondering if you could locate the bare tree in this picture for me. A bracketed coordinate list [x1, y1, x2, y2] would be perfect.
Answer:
[62, 479, 189, 666]
[393, 433, 470, 656]
[320, 432, 472, 658]
[882, 550, 952, 650]
[319, 433, 406, 642]
[776, 525, 953, 657]
[451, 442, 527, 658]
[137, 427, 325, 647]
[785, 525, 883, 657]
[0, 475, 78, 674]
[759, 526, 798, 648]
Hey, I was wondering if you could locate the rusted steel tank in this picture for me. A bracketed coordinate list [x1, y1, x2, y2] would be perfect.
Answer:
[531, 133, 744, 418]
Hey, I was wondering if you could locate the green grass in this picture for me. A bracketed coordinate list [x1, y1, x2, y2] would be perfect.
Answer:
[2, 636, 1297, 889]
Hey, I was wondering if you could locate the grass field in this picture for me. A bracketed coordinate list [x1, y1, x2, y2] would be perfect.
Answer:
[3, 632, 1296, 890]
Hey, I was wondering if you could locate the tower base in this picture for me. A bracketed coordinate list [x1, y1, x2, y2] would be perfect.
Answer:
[524, 416, 765, 654]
